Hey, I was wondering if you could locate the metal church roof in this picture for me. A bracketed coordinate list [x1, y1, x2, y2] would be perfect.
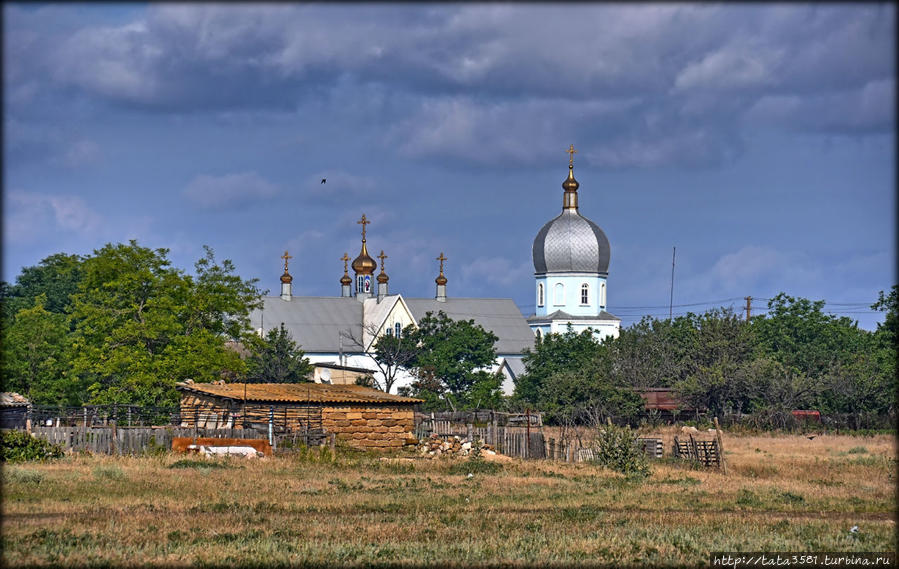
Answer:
[404, 298, 536, 355]
[250, 296, 363, 353]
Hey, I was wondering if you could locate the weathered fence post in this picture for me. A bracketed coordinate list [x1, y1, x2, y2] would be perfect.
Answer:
[525, 408, 531, 460]
[714, 416, 727, 475]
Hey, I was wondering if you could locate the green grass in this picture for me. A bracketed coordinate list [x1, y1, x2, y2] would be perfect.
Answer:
[2, 434, 895, 567]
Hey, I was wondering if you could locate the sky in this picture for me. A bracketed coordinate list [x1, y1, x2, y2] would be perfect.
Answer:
[3, 3, 896, 330]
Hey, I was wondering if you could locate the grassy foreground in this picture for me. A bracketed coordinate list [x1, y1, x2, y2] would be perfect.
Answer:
[2, 430, 895, 567]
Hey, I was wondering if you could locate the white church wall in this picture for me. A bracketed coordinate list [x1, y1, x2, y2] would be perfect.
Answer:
[536, 274, 606, 316]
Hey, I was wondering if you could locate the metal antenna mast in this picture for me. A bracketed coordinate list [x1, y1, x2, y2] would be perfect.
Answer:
[669, 246, 676, 321]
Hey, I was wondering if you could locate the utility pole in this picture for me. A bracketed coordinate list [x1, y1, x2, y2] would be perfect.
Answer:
[669, 247, 676, 321]
[744, 296, 752, 322]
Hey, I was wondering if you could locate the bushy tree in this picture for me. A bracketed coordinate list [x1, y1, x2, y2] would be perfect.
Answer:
[515, 327, 643, 424]
[369, 324, 418, 393]
[66, 241, 262, 406]
[1, 295, 84, 404]
[245, 324, 312, 383]
[1, 253, 84, 320]
[401, 311, 498, 410]
[515, 326, 599, 405]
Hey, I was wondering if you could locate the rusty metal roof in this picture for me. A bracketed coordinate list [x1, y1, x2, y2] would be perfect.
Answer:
[176, 382, 423, 404]
[0, 392, 30, 407]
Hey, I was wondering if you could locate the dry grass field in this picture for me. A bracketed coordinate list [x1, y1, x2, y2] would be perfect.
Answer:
[2, 429, 895, 567]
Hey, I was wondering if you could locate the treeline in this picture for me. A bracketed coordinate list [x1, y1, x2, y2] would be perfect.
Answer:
[512, 291, 897, 429]
[1, 242, 312, 408]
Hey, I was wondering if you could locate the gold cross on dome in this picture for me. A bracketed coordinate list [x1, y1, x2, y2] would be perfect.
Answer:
[436, 252, 447, 274]
[377, 250, 388, 271]
[566, 144, 577, 167]
[341, 253, 350, 273]
[357, 214, 370, 240]
[281, 250, 293, 272]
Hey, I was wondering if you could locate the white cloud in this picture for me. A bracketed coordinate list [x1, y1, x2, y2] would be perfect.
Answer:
[183, 171, 279, 209]
[5, 190, 102, 244]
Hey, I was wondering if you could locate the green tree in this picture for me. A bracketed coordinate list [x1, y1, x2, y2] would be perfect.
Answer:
[752, 293, 869, 381]
[514, 326, 600, 405]
[68, 241, 261, 406]
[872, 285, 898, 346]
[245, 324, 313, 382]
[368, 325, 418, 393]
[1, 253, 85, 320]
[610, 315, 700, 388]
[1, 295, 84, 405]
[404, 311, 498, 410]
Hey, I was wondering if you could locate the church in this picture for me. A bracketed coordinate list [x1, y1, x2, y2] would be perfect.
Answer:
[249, 146, 620, 394]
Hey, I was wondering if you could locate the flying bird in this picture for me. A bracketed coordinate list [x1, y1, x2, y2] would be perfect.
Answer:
[321, 178, 327, 184]
[806, 435, 816, 440]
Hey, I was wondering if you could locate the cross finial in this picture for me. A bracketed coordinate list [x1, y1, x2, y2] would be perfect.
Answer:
[377, 250, 388, 271]
[436, 252, 447, 275]
[357, 214, 370, 241]
[567, 144, 577, 167]
[281, 250, 293, 272]
[340, 252, 350, 274]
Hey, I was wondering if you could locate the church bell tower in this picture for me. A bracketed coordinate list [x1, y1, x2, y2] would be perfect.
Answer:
[351, 214, 377, 300]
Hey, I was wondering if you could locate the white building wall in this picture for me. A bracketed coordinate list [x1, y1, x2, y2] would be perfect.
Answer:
[535, 273, 607, 316]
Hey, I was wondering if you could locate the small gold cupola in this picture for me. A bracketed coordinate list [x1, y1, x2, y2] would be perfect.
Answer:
[280, 250, 293, 301]
[562, 144, 580, 211]
[435, 252, 447, 302]
[376, 250, 389, 301]
[376, 250, 389, 284]
[339, 253, 352, 297]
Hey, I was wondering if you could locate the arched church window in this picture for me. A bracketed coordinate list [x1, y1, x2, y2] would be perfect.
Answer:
[537, 283, 544, 307]
[357, 276, 364, 293]
[395, 323, 402, 338]
[536, 329, 542, 341]
[386, 327, 393, 337]
[553, 283, 565, 306]
[581, 283, 589, 305]
[601, 283, 606, 307]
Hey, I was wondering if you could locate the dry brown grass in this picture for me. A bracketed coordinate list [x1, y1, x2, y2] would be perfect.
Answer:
[2, 431, 895, 567]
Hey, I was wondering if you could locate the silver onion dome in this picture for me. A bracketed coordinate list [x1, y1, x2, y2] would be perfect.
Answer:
[532, 210, 610, 275]
[532, 151, 610, 275]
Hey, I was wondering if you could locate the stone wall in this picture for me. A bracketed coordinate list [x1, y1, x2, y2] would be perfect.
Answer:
[321, 405, 415, 449]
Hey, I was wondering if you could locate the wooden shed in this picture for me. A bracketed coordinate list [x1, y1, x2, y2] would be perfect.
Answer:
[176, 382, 422, 450]
[0, 392, 31, 430]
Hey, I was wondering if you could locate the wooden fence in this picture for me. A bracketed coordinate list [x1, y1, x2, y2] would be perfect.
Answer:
[416, 421, 547, 460]
[32, 426, 269, 456]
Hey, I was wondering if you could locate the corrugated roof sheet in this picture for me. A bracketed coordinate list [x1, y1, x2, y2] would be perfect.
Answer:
[0, 392, 30, 407]
[250, 295, 536, 356]
[250, 296, 363, 353]
[176, 382, 423, 404]
[405, 298, 536, 355]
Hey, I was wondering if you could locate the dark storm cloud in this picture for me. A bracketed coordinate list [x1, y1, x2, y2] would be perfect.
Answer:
[6, 4, 894, 168]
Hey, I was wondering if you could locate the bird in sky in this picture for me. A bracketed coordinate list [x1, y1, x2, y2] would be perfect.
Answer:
[321, 178, 327, 184]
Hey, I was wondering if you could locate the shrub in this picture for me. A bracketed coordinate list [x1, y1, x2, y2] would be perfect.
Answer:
[92, 465, 125, 480]
[0, 430, 64, 463]
[590, 424, 650, 478]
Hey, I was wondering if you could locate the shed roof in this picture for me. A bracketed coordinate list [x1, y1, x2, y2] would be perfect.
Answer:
[1, 392, 30, 407]
[176, 382, 423, 404]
